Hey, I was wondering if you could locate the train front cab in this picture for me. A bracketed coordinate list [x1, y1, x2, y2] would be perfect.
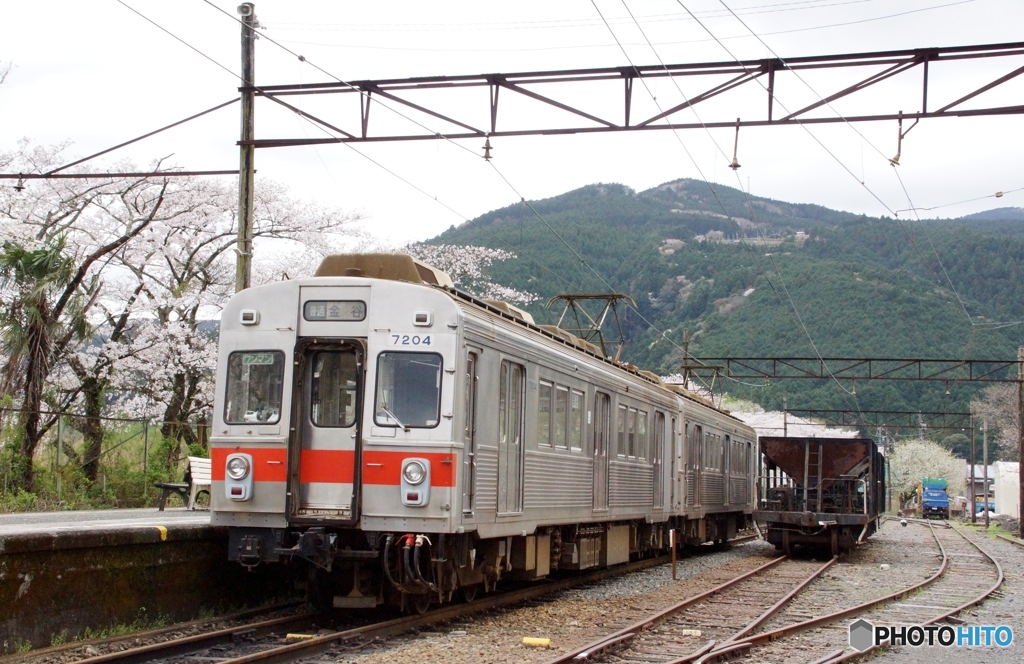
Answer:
[211, 262, 468, 609]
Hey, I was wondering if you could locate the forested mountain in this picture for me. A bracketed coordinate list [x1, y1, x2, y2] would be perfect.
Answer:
[430, 179, 1024, 416]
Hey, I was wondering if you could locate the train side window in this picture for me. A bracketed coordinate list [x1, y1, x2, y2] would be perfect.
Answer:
[225, 350, 285, 424]
[374, 352, 443, 428]
[724, 435, 732, 473]
[617, 405, 627, 457]
[637, 410, 648, 459]
[499, 363, 509, 446]
[569, 389, 584, 451]
[691, 424, 702, 470]
[554, 385, 569, 449]
[622, 409, 630, 457]
[538, 381, 553, 447]
[463, 352, 479, 514]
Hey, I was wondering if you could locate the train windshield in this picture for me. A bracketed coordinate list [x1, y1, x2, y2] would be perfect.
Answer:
[224, 351, 285, 424]
[374, 352, 442, 428]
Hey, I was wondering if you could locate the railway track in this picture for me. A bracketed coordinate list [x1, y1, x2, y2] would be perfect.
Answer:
[0, 603, 309, 664]
[43, 533, 764, 664]
[53, 549, 717, 664]
[540, 554, 836, 664]
[538, 519, 1003, 664]
[814, 522, 1004, 663]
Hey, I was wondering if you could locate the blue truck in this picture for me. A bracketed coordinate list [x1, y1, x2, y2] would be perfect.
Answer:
[918, 477, 950, 519]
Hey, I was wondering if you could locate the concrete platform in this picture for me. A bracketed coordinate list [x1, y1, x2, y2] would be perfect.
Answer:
[0, 507, 208, 537]
[0, 508, 290, 652]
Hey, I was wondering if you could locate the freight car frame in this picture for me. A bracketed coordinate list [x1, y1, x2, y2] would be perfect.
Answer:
[756, 436, 885, 555]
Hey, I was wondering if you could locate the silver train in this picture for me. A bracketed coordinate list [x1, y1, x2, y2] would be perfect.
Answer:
[210, 254, 756, 611]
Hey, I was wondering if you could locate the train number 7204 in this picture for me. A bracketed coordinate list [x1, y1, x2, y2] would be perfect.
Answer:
[391, 334, 432, 346]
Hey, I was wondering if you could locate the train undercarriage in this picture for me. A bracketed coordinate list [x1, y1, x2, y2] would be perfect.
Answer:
[229, 513, 751, 612]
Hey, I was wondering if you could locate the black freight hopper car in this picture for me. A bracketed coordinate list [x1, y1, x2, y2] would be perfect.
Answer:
[757, 437, 885, 555]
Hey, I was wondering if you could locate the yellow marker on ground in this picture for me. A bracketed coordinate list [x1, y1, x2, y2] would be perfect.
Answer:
[523, 637, 551, 647]
[155, 526, 167, 541]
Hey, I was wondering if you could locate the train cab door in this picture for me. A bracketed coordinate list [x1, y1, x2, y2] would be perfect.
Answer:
[290, 340, 362, 524]
[593, 392, 611, 511]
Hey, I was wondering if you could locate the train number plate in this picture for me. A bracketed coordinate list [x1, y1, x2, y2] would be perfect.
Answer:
[390, 333, 432, 347]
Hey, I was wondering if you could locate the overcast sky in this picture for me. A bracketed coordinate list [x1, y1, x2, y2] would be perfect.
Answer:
[3, 0, 1023, 246]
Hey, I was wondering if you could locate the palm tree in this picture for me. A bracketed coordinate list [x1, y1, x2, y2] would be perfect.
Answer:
[0, 236, 88, 491]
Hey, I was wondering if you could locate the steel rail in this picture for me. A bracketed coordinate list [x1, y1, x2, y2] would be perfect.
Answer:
[684, 522, 950, 658]
[996, 533, 1024, 548]
[822, 523, 1005, 663]
[1, 602, 303, 664]
[66, 608, 319, 664]
[541, 555, 790, 664]
[212, 552, 679, 664]
[663, 557, 839, 664]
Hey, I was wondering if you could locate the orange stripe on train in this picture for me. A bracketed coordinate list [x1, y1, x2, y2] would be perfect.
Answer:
[211, 447, 288, 482]
[362, 450, 455, 487]
[211, 447, 455, 487]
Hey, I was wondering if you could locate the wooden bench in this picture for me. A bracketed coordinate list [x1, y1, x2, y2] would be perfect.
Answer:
[154, 482, 189, 511]
[186, 456, 212, 510]
[154, 456, 212, 511]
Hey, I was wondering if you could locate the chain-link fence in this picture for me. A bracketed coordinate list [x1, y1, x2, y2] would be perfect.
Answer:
[0, 408, 210, 511]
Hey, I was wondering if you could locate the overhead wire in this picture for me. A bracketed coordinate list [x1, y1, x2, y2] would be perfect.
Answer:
[892, 168, 1024, 328]
[605, 0, 863, 403]
[115, 0, 578, 294]
[715, 0, 1021, 328]
[270, 1, 972, 54]
[691, 0, 1015, 411]
[270, 0, 887, 32]
[894, 186, 1024, 215]
[200, 0, 717, 352]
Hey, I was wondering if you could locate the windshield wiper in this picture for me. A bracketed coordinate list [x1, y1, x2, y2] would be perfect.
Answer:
[380, 405, 409, 431]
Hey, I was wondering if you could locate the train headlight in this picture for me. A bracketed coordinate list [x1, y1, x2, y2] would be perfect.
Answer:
[227, 456, 251, 480]
[402, 459, 426, 486]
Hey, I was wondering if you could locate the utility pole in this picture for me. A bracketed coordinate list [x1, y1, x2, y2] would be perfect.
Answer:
[1019, 347, 1024, 538]
[983, 416, 989, 530]
[236, 2, 257, 292]
[970, 416, 976, 524]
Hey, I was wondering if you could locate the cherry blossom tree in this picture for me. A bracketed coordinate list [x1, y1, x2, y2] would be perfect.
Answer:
[888, 438, 966, 507]
[1, 143, 184, 490]
[404, 243, 538, 304]
[1, 140, 365, 487]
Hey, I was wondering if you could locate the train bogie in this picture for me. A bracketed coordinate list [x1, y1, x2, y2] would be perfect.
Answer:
[210, 254, 757, 609]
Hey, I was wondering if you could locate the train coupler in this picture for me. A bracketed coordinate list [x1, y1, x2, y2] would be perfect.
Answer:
[281, 527, 337, 571]
[238, 534, 263, 570]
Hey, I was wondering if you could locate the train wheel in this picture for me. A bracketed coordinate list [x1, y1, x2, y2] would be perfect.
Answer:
[407, 592, 431, 615]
